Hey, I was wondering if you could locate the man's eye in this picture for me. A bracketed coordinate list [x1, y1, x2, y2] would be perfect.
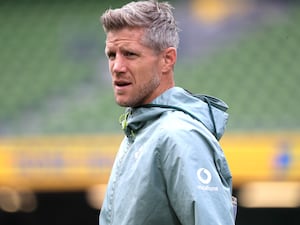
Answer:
[107, 52, 116, 59]
[124, 52, 137, 58]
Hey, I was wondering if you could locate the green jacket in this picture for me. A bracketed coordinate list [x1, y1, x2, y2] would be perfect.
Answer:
[100, 87, 236, 225]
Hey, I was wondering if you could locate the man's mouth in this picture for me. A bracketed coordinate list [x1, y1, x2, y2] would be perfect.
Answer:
[114, 81, 131, 89]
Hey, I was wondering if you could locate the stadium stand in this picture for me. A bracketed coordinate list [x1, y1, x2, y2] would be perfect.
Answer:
[0, 0, 299, 135]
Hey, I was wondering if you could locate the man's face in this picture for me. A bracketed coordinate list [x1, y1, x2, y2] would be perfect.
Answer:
[105, 27, 164, 107]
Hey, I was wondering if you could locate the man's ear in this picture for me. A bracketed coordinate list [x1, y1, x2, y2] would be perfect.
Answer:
[161, 47, 177, 73]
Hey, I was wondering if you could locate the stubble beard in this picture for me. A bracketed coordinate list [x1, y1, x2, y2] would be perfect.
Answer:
[117, 75, 160, 108]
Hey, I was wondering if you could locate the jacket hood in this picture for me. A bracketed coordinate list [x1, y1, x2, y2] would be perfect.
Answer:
[120, 87, 229, 141]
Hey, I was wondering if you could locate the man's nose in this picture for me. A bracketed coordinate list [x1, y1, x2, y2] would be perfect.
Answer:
[112, 56, 126, 74]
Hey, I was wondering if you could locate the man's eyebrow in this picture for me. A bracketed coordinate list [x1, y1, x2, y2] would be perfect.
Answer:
[105, 46, 114, 53]
[120, 46, 141, 53]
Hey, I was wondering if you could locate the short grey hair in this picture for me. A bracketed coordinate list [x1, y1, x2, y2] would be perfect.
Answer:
[100, 0, 180, 52]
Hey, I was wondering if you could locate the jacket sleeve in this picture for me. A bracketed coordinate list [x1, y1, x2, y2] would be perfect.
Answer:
[157, 124, 235, 225]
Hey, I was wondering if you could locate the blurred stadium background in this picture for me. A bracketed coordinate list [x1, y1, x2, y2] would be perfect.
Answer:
[0, 0, 299, 224]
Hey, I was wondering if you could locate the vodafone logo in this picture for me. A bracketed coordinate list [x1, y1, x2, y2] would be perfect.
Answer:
[197, 168, 212, 185]
[196, 168, 218, 191]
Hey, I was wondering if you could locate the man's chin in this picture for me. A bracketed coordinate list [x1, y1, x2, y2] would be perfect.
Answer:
[115, 98, 129, 107]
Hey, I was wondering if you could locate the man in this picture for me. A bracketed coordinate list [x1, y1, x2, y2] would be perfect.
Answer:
[99, 1, 236, 225]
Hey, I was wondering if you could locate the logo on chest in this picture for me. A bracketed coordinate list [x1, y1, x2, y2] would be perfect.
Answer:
[197, 168, 212, 184]
[196, 168, 219, 191]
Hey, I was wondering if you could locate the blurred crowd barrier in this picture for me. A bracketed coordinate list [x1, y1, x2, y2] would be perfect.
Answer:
[0, 132, 299, 211]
